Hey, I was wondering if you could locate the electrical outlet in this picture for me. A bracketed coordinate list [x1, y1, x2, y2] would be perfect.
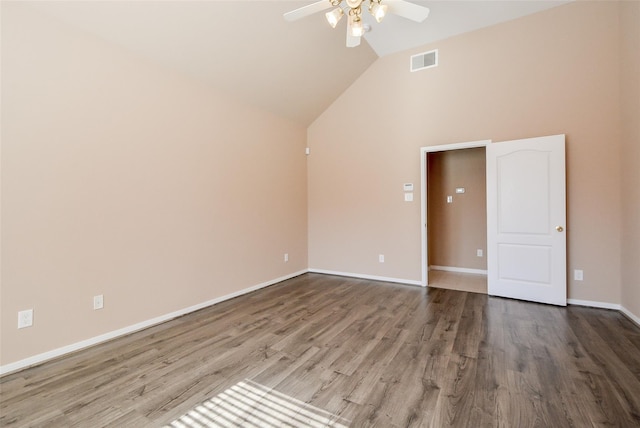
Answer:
[284, 253, 289, 262]
[574, 270, 584, 281]
[477, 249, 483, 257]
[93, 294, 104, 310]
[18, 309, 33, 329]
[379, 254, 385, 263]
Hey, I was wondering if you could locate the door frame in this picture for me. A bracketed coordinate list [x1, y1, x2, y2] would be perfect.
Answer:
[420, 140, 491, 287]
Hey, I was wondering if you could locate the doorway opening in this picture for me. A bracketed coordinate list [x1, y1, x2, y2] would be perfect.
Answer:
[420, 140, 490, 292]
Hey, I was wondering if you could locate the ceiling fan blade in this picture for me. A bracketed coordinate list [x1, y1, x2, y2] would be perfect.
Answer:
[346, 28, 361, 48]
[385, 0, 430, 23]
[284, 0, 332, 22]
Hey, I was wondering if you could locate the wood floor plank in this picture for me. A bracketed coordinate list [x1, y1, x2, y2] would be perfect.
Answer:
[581, 309, 640, 380]
[2, 273, 640, 428]
[431, 353, 479, 428]
[341, 327, 410, 407]
[450, 292, 485, 359]
[471, 348, 505, 428]
[567, 310, 640, 426]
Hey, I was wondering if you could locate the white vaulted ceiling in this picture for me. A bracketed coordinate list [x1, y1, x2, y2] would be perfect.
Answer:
[22, 1, 570, 126]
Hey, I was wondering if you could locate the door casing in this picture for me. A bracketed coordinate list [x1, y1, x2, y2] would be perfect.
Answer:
[420, 140, 491, 287]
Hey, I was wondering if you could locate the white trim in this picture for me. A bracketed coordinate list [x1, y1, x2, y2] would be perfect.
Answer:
[420, 140, 491, 287]
[422, 140, 491, 154]
[620, 306, 640, 327]
[430, 265, 488, 275]
[567, 299, 621, 310]
[308, 269, 422, 287]
[0, 270, 308, 377]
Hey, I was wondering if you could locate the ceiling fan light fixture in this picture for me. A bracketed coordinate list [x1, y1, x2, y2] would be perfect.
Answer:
[283, 0, 430, 48]
[325, 7, 344, 28]
[369, 1, 388, 23]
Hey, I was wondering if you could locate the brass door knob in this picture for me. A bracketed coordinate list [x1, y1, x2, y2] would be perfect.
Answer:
[556, 226, 564, 232]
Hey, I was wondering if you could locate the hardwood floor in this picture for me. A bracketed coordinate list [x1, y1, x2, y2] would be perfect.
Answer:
[1, 273, 640, 427]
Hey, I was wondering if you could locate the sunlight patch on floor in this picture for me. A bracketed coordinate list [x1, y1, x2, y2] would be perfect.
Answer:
[165, 379, 350, 428]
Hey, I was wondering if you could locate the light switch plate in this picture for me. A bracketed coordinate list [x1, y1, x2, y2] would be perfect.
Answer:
[93, 295, 104, 310]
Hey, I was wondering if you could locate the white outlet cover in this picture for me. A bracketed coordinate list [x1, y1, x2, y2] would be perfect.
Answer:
[18, 309, 33, 329]
[379, 254, 385, 263]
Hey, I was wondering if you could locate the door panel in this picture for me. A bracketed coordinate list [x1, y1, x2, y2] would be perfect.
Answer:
[487, 135, 566, 306]
[498, 244, 551, 283]
[498, 150, 550, 234]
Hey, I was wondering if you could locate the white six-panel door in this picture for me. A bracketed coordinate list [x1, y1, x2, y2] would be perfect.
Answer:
[486, 135, 567, 306]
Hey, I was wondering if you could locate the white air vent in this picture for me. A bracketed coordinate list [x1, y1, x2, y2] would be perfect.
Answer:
[410, 49, 438, 72]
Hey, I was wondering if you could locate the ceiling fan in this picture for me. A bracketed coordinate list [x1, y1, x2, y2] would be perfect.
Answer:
[284, 0, 430, 48]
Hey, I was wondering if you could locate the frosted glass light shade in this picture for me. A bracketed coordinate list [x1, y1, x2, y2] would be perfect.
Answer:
[370, 3, 387, 23]
[349, 16, 364, 37]
[325, 8, 344, 28]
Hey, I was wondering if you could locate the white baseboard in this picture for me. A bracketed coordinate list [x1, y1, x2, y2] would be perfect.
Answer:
[0, 270, 308, 377]
[567, 300, 640, 328]
[308, 269, 422, 287]
[621, 306, 640, 327]
[430, 265, 488, 275]
[567, 299, 621, 310]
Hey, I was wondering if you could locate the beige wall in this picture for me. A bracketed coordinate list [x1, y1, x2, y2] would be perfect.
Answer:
[427, 148, 487, 271]
[308, 1, 623, 303]
[0, 4, 308, 366]
[619, 0, 640, 319]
